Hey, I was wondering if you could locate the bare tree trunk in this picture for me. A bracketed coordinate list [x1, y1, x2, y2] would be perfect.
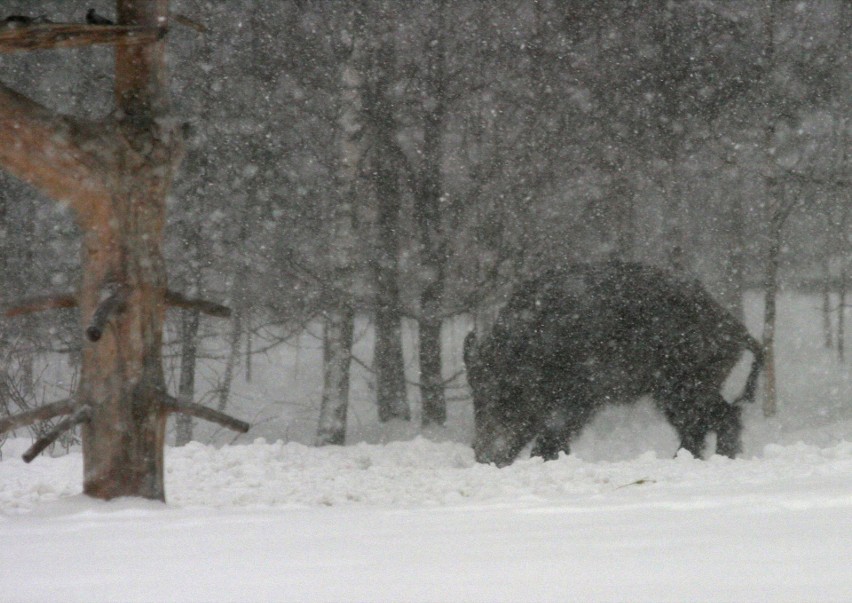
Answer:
[315, 3, 366, 445]
[217, 222, 249, 412]
[419, 285, 445, 426]
[366, 31, 409, 424]
[761, 213, 782, 417]
[217, 294, 242, 412]
[759, 0, 780, 418]
[373, 184, 409, 422]
[725, 194, 747, 322]
[175, 309, 199, 446]
[838, 200, 848, 363]
[417, 7, 448, 427]
[822, 246, 834, 350]
[316, 307, 354, 445]
[0, 1, 247, 500]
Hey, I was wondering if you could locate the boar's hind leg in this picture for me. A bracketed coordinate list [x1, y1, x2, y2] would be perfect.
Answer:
[709, 395, 742, 458]
[664, 390, 742, 459]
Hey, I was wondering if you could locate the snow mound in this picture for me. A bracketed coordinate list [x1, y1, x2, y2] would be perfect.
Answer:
[2, 437, 851, 514]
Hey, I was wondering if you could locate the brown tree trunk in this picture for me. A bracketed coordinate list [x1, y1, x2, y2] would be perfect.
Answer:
[77, 1, 179, 501]
[0, 1, 248, 500]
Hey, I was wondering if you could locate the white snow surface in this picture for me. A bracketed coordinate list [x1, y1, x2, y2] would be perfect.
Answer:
[1, 293, 851, 602]
[1, 437, 851, 602]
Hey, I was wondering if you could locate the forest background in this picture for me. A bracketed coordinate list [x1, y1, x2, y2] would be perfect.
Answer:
[0, 0, 848, 452]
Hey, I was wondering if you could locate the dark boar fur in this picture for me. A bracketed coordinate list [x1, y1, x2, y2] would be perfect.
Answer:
[464, 261, 763, 466]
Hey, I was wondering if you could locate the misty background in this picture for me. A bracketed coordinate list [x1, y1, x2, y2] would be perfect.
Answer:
[0, 0, 848, 450]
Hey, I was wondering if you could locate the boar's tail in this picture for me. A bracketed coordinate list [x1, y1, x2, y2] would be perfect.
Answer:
[734, 334, 764, 405]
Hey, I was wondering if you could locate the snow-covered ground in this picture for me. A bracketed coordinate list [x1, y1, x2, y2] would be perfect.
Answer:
[1, 293, 850, 602]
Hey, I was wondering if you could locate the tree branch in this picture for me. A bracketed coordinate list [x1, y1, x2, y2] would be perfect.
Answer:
[162, 396, 250, 433]
[0, 24, 165, 53]
[0, 82, 112, 219]
[22, 405, 91, 463]
[165, 290, 231, 318]
[0, 398, 75, 435]
[86, 285, 130, 342]
[4, 293, 77, 318]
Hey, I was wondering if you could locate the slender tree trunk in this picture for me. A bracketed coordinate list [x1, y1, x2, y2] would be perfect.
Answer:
[725, 193, 747, 322]
[217, 294, 242, 412]
[315, 2, 366, 445]
[218, 221, 249, 412]
[761, 210, 783, 417]
[373, 166, 408, 422]
[366, 33, 409, 423]
[316, 307, 354, 445]
[838, 201, 848, 363]
[244, 311, 252, 383]
[417, 10, 448, 427]
[822, 247, 834, 350]
[175, 309, 200, 446]
[419, 282, 446, 426]
[759, 0, 779, 418]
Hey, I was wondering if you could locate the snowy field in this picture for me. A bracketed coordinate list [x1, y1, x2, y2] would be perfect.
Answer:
[1, 293, 850, 602]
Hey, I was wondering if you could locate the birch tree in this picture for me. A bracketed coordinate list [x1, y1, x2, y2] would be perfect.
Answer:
[315, 3, 366, 446]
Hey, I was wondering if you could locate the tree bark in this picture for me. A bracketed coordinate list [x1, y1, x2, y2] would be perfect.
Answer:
[373, 171, 409, 422]
[366, 31, 409, 423]
[175, 309, 200, 446]
[761, 213, 782, 417]
[0, 1, 181, 500]
[316, 307, 354, 445]
[416, 9, 448, 427]
[315, 3, 366, 445]
[838, 200, 848, 363]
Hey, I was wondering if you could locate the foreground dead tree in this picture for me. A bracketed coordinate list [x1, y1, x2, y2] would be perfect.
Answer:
[0, 2, 247, 501]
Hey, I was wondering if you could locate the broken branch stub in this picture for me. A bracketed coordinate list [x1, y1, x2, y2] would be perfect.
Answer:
[165, 289, 231, 318]
[162, 396, 250, 433]
[86, 285, 130, 342]
[22, 405, 91, 463]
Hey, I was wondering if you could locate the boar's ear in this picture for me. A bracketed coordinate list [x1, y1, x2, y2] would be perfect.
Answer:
[463, 331, 478, 368]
